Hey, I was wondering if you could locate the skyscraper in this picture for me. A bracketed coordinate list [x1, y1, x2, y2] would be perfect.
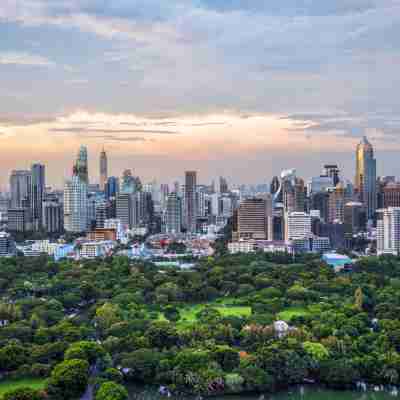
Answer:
[377, 207, 400, 255]
[42, 201, 63, 233]
[105, 177, 119, 199]
[184, 171, 197, 233]
[74, 145, 89, 184]
[64, 175, 88, 233]
[9, 170, 31, 209]
[219, 177, 229, 194]
[166, 192, 182, 234]
[233, 198, 268, 240]
[116, 193, 134, 229]
[99, 148, 108, 191]
[31, 163, 45, 230]
[285, 212, 312, 241]
[121, 169, 136, 194]
[270, 176, 280, 197]
[355, 136, 377, 221]
[323, 164, 340, 186]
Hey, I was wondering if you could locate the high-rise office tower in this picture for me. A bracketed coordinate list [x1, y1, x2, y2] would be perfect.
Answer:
[184, 171, 197, 233]
[382, 182, 400, 208]
[42, 201, 63, 233]
[311, 192, 330, 223]
[308, 176, 334, 195]
[324, 164, 340, 186]
[74, 145, 89, 184]
[233, 198, 268, 240]
[121, 169, 136, 194]
[377, 207, 400, 255]
[283, 178, 305, 213]
[270, 176, 280, 198]
[95, 200, 107, 229]
[344, 202, 366, 246]
[219, 177, 229, 194]
[355, 136, 377, 221]
[63, 175, 88, 233]
[285, 212, 312, 241]
[7, 208, 31, 232]
[134, 192, 154, 227]
[105, 176, 119, 199]
[166, 192, 182, 234]
[327, 182, 347, 223]
[160, 184, 170, 211]
[116, 193, 134, 229]
[10, 170, 31, 209]
[31, 163, 45, 230]
[99, 148, 108, 191]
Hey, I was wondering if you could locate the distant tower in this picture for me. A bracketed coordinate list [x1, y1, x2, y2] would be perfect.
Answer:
[219, 177, 229, 194]
[9, 170, 32, 209]
[31, 163, 46, 230]
[270, 176, 280, 196]
[99, 148, 108, 191]
[355, 136, 376, 221]
[184, 171, 197, 233]
[74, 145, 89, 184]
[324, 164, 340, 186]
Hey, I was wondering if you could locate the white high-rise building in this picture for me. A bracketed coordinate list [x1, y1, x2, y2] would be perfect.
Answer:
[64, 175, 88, 233]
[377, 207, 400, 255]
[285, 212, 312, 241]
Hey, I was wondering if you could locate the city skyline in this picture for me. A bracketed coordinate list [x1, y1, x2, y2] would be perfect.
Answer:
[1, 1, 400, 187]
[0, 134, 396, 191]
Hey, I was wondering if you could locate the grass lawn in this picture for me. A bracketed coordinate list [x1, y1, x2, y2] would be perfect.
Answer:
[0, 378, 46, 398]
[277, 307, 309, 322]
[176, 304, 252, 330]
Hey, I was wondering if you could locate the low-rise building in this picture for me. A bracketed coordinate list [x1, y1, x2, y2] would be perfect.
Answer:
[0, 231, 16, 257]
[86, 228, 117, 242]
[79, 241, 115, 259]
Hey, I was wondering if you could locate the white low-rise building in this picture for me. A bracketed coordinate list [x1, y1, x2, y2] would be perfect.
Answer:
[79, 241, 115, 259]
[228, 241, 256, 254]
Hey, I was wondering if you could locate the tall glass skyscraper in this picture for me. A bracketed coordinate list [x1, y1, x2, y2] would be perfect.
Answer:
[74, 145, 89, 184]
[355, 136, 376, 221]
[99, 148, 108, 190]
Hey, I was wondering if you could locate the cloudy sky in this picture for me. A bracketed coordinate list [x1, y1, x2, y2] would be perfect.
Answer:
[1, 0, 400, 188]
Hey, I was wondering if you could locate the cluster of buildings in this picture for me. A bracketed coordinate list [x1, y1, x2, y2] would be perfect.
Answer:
[229, 136, 400, 257]
[1, 135, 400, 260]
[0, 146, 233, 258]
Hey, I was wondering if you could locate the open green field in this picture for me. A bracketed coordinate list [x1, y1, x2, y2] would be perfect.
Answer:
[158, 302, 252, 330]
[180, 304, 252, 321]
[277, 307, 309, 322]
[0, 378, 46, 398]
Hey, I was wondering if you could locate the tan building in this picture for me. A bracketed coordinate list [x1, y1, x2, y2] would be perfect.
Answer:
[233, 198, 269, 240]
[382, 182, 400, 208]
[86, 228, 117, 242]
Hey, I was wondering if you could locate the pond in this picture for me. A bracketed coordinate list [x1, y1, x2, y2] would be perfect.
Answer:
[126, 384, 398, 400]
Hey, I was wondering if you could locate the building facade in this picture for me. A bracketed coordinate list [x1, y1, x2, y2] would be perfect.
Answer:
[63, 175, 88, 233]
[355, 136, 377, 221]
[184, 171, 197, 233]
[377, 207, 400, 255]
[31, 163, 46, 230]
[166, 192, 182, 235]
[99, 148, 108, 191]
